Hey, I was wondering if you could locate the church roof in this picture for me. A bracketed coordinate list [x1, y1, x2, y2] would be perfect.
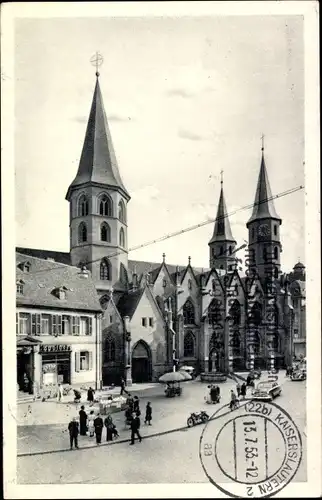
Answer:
[209, 183, 236, 244]
[66, 76, 130, 201]
[16, 253, 101, 312]
[247, 151, 281, 225]
[116, 288, 145, 319]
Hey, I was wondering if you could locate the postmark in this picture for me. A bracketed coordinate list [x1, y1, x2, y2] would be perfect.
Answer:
[199, 400, 302, 498]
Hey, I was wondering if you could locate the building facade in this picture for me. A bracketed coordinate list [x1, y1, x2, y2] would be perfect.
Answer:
[16, 253, 102, 394]
[17, 71, 306, 385]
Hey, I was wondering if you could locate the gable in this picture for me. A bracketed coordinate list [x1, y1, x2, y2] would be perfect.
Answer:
[131, 287, 165, 325]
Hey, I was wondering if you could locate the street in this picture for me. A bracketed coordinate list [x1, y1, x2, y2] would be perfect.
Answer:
[17, 373, 307, 484]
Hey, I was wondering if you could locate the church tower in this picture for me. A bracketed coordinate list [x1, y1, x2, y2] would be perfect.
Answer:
[208, 174, 237, 272]
[246, 142, 282, 280]
[66, 69, 130, 295]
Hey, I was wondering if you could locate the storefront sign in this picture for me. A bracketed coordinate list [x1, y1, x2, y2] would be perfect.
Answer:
[40, 344, 71, 353]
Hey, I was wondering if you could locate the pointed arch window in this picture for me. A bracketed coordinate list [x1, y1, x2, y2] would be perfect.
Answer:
[208, 299, 222, 327]
[183, 299, 195, 325]
[101, 222, 111, 242]
[100, 259, 111, 281]
[78, 194, 89, 217]
[274, 247, 278, 260]
[119, 227, 125, 247]
[118, 200, 126, 223]
[274, 267, 279, 279]
[105, 335, 116, 362]
[100, 294, 110, 310]
[120, 263, 128, 284]
[78, 222, 87, 243]
[250, 302, 262, 326]
[229, 246, 232, 255]
[274, 225, 277, 236]
[219, 246, 224, 255]
[253, 332, 260, 355]
[229, 299, 241, 326]
[184, 330, 195, 357]
[98, 194, 113, 217]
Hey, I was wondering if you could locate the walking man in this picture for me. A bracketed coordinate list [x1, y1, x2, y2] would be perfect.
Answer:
[94, 413, 104, 445]
[144, 402, 152, 425]
[68, 417, 79, 450]
[120, 378, 128, 396]
[130, 412, 142, 445]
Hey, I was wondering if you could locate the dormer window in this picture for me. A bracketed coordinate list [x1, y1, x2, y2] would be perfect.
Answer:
[53, 286, 68, 300]
[16, 280, 24, 294]
[18, 261, 31, 272]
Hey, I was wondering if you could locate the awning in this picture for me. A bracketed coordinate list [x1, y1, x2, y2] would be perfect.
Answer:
[17, 336, 43, 347]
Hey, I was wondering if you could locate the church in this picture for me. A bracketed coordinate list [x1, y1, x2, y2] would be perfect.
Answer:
[17, 72, 306, 388]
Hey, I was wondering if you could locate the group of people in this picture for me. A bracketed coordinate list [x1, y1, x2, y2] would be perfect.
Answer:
[122, 394, 153, 445]
[68, 408, 120, 450]
[206, 384, 221, 404]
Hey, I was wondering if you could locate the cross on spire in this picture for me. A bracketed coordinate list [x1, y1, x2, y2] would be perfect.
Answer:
[220, 169, 224, 186]
[90, 51, 104, 77]
[261, 133, 265, 152]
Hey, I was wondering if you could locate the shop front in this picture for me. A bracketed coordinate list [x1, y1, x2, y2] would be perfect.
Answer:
[17, 336, 42, 393]
[40, 344, 72, 385]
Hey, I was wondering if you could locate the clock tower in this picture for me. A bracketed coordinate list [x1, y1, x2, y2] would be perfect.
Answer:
[246, 144, 282, 280]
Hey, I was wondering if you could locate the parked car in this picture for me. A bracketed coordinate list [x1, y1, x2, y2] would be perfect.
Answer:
[251, 380, 282, 401]
[291, 370, 306, 381]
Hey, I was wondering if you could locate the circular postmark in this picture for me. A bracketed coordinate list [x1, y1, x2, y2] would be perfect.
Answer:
[199, 400, 302, 498]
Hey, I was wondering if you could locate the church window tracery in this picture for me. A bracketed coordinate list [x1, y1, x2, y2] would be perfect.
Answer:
[184, 330, 195, 357]
[105, 335, 116, 362]
[78, 194, 89, 217]
[183, 299, 195, 325]
[100, 259, 111, 281]
[78, 222, 87, 243]
[100, 222, 111, 242]
[98, 194, 113, 216]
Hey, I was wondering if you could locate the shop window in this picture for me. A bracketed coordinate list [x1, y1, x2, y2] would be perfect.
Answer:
[62, 315, 71, 335]
[31, 314, 41, 335]
[19, 313, 30, 335]
[41, 314, 51, 335]
[149, 317, 154, 327]
[75, 351, 93, 372]
[72, 316, 80, 335]
[80, 317, 92, 335]
[142, 317, 147, 327]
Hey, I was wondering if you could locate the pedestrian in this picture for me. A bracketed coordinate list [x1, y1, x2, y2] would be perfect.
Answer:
[230, 389, 238, 410]
[87, 386, 95, 406]
[104, 414, 114, 442]
[144, 402, 152, 425]
[133, 396, 140, 413]
[120, 377, 128, 396]
[88, 410, 95, 437]
[240, 382, 247, 399]
[94, 413, 104, 445]
[236, 383, 241, 398]
[130, 412, 142, 445]
[68, 417, 79, 450]
[57, 383, 64, 403]
[79, 405, 87, 436]
[73, 388, 81, 403]
[126, 393, 134, 412]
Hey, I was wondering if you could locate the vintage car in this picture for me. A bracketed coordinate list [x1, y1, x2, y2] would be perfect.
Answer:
[291, 369, 306, 381]
[251, 380, 282, 401]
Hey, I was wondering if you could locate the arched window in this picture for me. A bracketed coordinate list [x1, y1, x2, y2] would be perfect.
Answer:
[231, 332, 241, 354]
[229, 246, 232, 255]
[263, 248, 267, 261]
[98, 194, 113, 216]
[208, 299, 222, 327]
[274, 267, 279, 279]
[274, 247, 278, 260]
[100, 295, 110, 310]
[118, 200, 126, 223]
[274, 225, 277, 236]
[77, 194, 89, 217]
[183, 299, 195, 325]
[250, 302, 262, 326]
[184, 331, 195, 357]
[252, 227, 255, 239]
[100, 222, 111, 242]
[105, 335, 116, 362]
[120, 263, 128, 284]
[219, 246, 224, 255]
[78, 222, 87, 243]
[229, 299, 241, 326]
[119, 227, 125, 247]
[100, 259, 111, 280]
[253, 332, 260, 355]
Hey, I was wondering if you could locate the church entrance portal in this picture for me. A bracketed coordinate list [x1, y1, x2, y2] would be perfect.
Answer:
[131, 341, 152, 383]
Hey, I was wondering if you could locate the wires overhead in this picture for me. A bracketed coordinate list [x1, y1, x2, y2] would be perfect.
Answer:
[17, 184, 304, 276]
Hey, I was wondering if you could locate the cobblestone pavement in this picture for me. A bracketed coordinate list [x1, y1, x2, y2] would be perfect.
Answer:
[17, 372, 307, 484]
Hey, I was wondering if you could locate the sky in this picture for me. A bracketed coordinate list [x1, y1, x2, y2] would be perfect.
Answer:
[15, 15, 305, 273]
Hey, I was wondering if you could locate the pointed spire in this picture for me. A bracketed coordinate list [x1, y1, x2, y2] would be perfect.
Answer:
[247, 140, 280, 225]
[162, 253, 166, 263]
[209, 174, 236, 244]
[66, 74, 130, 201]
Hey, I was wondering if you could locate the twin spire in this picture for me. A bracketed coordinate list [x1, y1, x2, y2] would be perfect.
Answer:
[209, 173, 235, 245]
[66, 70, 130, 201]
